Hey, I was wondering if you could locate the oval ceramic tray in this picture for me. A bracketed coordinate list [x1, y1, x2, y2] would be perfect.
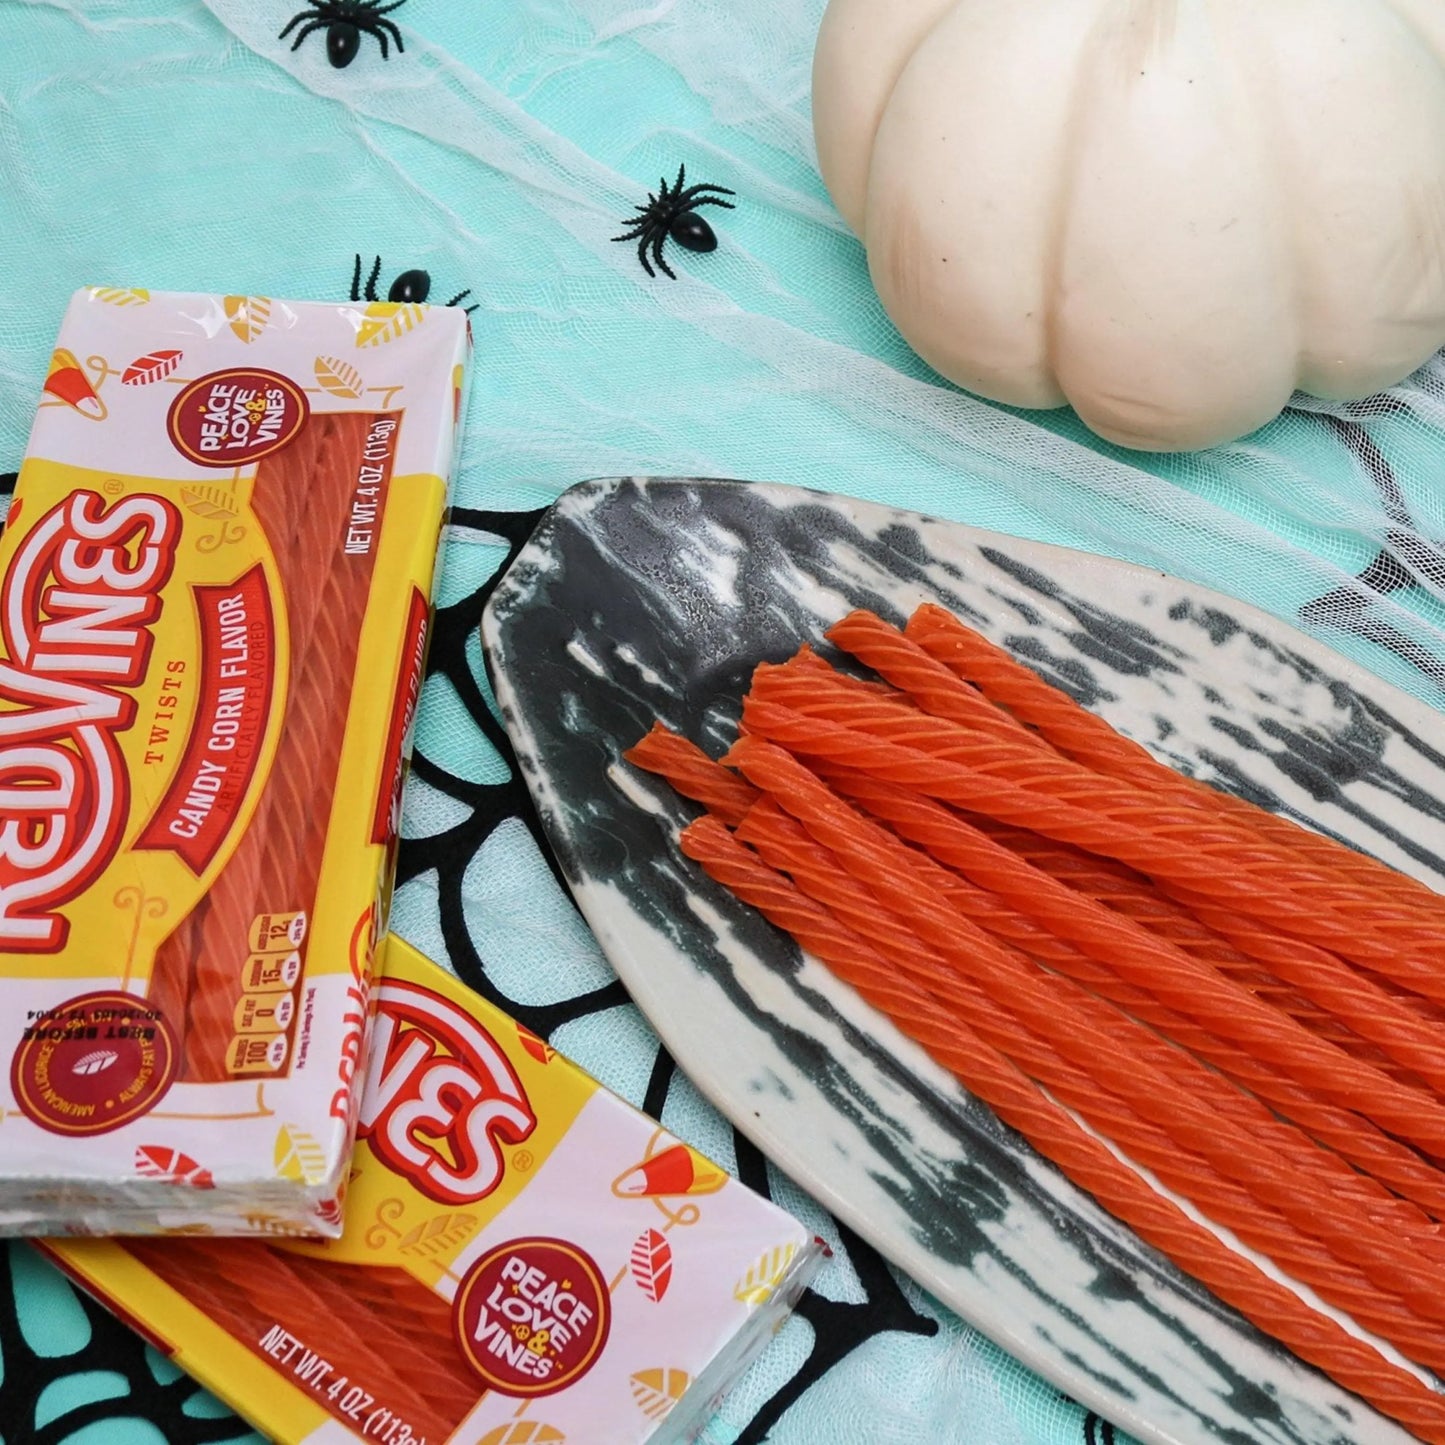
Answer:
[481, 476, 1445, 1445]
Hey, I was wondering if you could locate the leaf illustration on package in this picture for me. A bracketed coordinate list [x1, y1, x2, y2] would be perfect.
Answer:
[89, 287, 151, 307]
[477, 1423, 566, 1445]
[355, 301, 424, 348]
[630, 1367, 689, 1420]
[733, 1242, 798, 1305]
[629, 1227, 674, 1302]
[224, 295, 272, 343]
[274, 1124, 329, 1183]
[134, 1144, 215, 1188]
[516, 1022, 555, 1064]
[180, 485, 239, 521]
[398, 1212, 480, 1257]
[122, 349, 184, 385]
[314, 354, 365, 398]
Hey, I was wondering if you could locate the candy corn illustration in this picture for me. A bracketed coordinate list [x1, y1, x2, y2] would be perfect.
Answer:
[516, 1022, 555, 1065]
[42, 348, 106, 419]
[612, 1142, 727, 1200]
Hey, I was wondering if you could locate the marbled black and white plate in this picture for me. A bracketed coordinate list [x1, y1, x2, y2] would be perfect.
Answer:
[481, 477, 1445, 1445]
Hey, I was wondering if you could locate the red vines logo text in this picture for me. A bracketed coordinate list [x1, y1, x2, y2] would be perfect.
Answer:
[358, 981, 538, 1206]
[0, 491, 180, 950]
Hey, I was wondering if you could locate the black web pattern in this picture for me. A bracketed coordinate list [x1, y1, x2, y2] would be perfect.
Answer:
[0, 1243, 255, 1444]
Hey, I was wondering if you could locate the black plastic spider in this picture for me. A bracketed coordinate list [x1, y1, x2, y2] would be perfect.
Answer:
[612, 165, 736, 280]
[351, 254, 478, 313]
[279, 0, 406, 68]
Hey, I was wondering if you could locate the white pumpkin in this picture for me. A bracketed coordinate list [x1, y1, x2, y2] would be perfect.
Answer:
[812, 0, 1445, 452]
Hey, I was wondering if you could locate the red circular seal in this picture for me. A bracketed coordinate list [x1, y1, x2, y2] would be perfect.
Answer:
[453, 1236, 612, 1397]
[167, 367, 309, 467]
[12, 992, 176, 1136]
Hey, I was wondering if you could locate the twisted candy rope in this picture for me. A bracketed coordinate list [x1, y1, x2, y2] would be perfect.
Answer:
[735, 796, 1445, 1366]
[726, 739, 1445, 1322]
[741, 792, 1445, 1254]
[625, 721, 759, 825]
[627, 732, 1445, 1222]
[831, 609, 1445, 974]
[739, 700, 1445, 1152]
[130, 1238, 471, 1439]
[903, 603, 1445, 919]
[677, 817, 1445, 1443]
[772, 726, 1445, 1096]
[625, 727, 1445, 1219]
[153, 412, 385, 1080]
[739, 688, 1445, 999]
[968, 818, 1420, 1067]
[808, 769, 1445, 1224]
[626, 607, 1445, 1441]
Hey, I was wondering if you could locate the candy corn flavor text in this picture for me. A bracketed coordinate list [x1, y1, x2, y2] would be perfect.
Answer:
[0, 288, 470, 1236]
[45, 935, 826, 1445]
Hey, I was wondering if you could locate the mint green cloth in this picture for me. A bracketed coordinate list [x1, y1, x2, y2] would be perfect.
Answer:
[0, 2, 1442, 1443]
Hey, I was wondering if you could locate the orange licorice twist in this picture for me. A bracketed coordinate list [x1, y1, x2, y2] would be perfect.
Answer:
[804, 757, 1445, 1098]
[786, 777, 1445, 1227]
[820, 613, 1037, 742]
[676, 817, 1445, 1443]
[806, 619, 1445, 975]
[147, 412, 388, 1079]
[772, 645, 1436, 950]
[623, 723, 758, 826]
[141, 414, 322, 1055]
[638, 609, 1445, 1433]
[788, 643, 906, 696]
[182, 554, 375, 1073]
[738, 690, 1445, 1000]
[967, 818, 1412, 1065]
[734, 797, 1445, 1362]
[740, 793, 1445, 1246]
[735, 707, 1445, 1160]
[753, 667, 1433, 1059]
[756, 650, 1433, 1054]
[624, 658, 1445, 1208]
[905, 603, 1445, 920]
[1154, 886, 1445, 1087]
[723, 745, 1445, 1325]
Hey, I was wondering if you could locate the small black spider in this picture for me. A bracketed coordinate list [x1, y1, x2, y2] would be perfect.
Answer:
[279, 0, 406, 68]
[612, 165, 736, 280]
[350, 254, 477, 313]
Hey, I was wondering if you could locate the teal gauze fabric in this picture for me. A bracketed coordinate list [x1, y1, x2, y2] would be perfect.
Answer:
[1, 2, 1443, 1443]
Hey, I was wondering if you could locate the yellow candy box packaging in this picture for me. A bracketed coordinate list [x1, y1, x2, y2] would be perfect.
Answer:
[0, 287, 470, 1236]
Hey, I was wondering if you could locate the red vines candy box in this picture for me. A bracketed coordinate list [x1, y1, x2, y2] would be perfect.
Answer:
[0, 288, 470, 1236]
[45, 936, 827, 1445]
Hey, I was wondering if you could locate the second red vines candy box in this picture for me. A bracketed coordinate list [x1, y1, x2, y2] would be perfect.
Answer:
[45, 934, 828, 1444]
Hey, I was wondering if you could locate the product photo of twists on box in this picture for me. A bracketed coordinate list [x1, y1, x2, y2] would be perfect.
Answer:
[624, 603, 1445, 1445]
[147, 409, 394, 1083]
